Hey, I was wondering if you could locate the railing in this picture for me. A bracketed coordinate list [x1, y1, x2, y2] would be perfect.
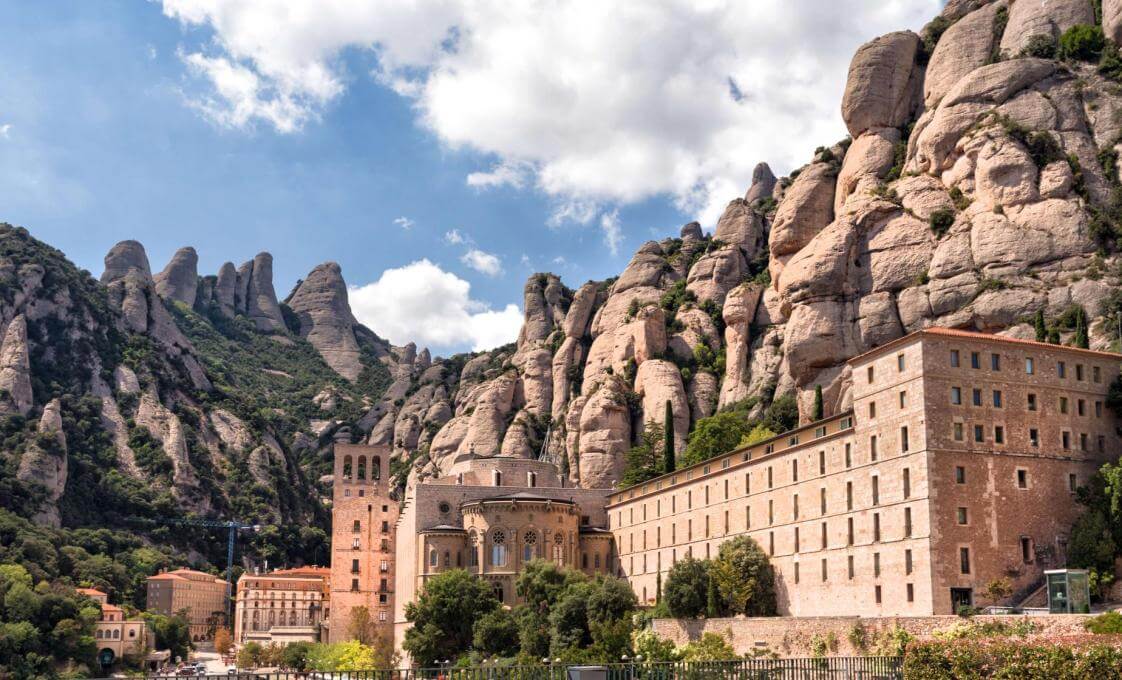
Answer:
[104, 657, 904, 680]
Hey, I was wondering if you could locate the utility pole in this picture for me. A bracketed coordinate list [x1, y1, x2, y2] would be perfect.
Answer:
[129, 517, 260, 625]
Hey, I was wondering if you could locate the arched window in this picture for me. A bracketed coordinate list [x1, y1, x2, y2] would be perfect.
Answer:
[492, 530, 507, 566]
[429, 550, 437, 567]
[528, 472, 537, 488]
[113, 629, 119, 639]
[594, 553, 601, 569]
[493, 470, 503, 486]
[372, 456, 382, 480]
[353, 520, 361, 533]
[443, 550, 451, 567]
[469, 532, 479, 567]
[342, 455, 353, 480]
[493, 581, 504, 603]
[96, 630, 103, 639]
[357, 456, 367, 481]
[522, 530, 538, 562]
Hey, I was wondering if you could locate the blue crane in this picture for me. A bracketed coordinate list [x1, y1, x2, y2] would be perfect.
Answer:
[129, 517, 262, 623]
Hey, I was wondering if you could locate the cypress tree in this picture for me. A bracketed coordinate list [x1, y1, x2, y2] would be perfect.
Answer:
[812, 384, 824, 420]
[1048, 328, 1061, 345]
[663, 400, 675, 473]
[656, 571, 662, 604]
[1034, 309, 1047, 342]
[1074, 307, 1090, 349]
[705, 568, 720, 618]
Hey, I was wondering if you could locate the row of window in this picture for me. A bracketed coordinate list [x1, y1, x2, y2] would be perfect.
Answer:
[951, 421, 1106, 453]
[866, 347, 1105, 384]
[339, 454, 382, 481]
[950, 387, 1104, 417]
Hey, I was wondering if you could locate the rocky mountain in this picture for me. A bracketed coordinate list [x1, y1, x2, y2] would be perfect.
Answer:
[5, 0, 1122, 583]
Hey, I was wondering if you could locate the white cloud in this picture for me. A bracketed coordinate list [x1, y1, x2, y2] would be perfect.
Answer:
[162, 0, 941, 224]
[0, 124, 10, 139]
[599, 210, 623, 256]
[466, 159, 532, 189]
[394, 216, 414, 230]
[461, 247, 502, 276]
[349, 259, 522, 352]
[443, 228, 466, 245]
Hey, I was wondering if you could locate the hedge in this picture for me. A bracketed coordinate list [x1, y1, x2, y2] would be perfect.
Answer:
[903, 638, 1122, 679]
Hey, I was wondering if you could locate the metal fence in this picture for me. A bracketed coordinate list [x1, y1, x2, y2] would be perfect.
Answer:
[107, 658, 903, 680]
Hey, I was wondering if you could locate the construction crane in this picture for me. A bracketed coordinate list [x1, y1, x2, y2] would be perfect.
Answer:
[128, 517, 261, 623]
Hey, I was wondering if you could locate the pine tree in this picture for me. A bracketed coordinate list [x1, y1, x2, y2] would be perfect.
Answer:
[812, 384, 824, 420]
[1034, 309, 1047, 342]
[663, 400, 675, 473]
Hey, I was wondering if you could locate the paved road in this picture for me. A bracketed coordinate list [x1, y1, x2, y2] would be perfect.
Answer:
[192, 649, 231, 675]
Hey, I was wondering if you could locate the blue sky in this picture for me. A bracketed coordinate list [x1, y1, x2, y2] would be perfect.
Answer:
[0, 0, 940, 354]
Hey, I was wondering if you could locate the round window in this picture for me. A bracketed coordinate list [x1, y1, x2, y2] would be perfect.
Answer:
[524, 531, 537, 545]
[438, 502, 451, 513]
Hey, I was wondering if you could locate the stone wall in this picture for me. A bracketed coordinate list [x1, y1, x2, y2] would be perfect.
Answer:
[652, 614, 1094, 657]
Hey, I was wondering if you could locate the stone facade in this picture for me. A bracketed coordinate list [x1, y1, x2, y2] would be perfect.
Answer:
[79, 588, 155, 666]
[652, 613, 1096, 657]
[328, 444, 398, 643]
[145, 569, 229, 640]
[608, 329, 1121, 616]
[389, 454, 615, 660]
[233, 566, 329, 645]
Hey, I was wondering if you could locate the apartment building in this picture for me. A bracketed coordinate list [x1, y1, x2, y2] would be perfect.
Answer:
[145, 569, 229, 640]
[233, 566, 330, 646]
[607, 328, 1120, 615]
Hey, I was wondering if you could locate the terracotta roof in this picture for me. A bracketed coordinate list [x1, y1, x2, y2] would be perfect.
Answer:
[101, 604, 124, 612]
[148, 568, 228, 584]
[76, 587, 107, 597]
[848, 327, 1122, 364]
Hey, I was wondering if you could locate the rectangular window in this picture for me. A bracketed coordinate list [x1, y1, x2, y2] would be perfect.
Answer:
[905, 549, 913, 575]
[1078, 399, 1086, 417]
[821, 521, 828, 549]
[1063, 431, 1071, 450]
[994, 425, 1004, 444]
[873, 513, 881, 542]
[1058, 361, 1066, 378]
[792, 460, 799, 483]
[1017, 469, 1028, 489]
[1081, 432, 1088, 451]
[950, 349, 960, 367]
[794, 527, 800, 552]
[867, 366, 875, 383]
[769, 532, 774, 556]
[874, 552, 881, 577]
[957, 507, 968, 525]
[907, 583, 915, 603]
[745, 506, 751, 529]
[953, 422, 964, 441]
[1077, 364, 1084, 381]
[848, 555, 855, 579]
[821, 558, 829, 581]
[875, 585, 883, 604]
[767, 467, 773, 489]
[1096, 401, 1103, 417]
[1030, 428, 1039, 447]
[974, 425, 984, 443]
[869, 401, 877, 418]
[768, 500, 774, 525]
[1099, 435, 1106, 453]
[793, 494, 799, 520]
[794, 562, 800, 584]
[960, 547, 971, 574]
[1022, 537, 1034, 563]
[1070, 473, 1078, 493]
[1026, 356, 1035, 374]
[903, 468, 911, 499]
[872, 476, 880, 506]
[820, 487, 827, 514]
[899, 390, 907, 408]
[993, 390, 1003, 408]
[1094, 366, 1101, 383]
[972, 388, 982, 406]
[846, 482, 853, 511]
[951, 386, 961, 405]
[845, 443, 852, 468]
[901, 426, 909, 453]
[956, 466, 966, 484]
[819, 450, 826, 475]
[745, 473, 750, 495]
[1028, 393, 1037, 411]
[971, 352, 980, 369]
[991, 353, 1000, 370]
[847, 517, 854, 545]
[904, 507, 912, 537]
[897, 353, 905, 371]
[870, 435, 878, 461]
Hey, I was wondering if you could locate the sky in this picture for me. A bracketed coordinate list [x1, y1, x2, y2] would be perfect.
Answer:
[0, 0, 942, 355]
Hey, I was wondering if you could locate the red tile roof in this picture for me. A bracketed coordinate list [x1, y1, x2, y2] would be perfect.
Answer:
[848, 327, 1122, 364]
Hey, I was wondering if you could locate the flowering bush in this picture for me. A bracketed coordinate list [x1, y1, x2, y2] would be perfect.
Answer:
[903, 638, 1122, 679]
